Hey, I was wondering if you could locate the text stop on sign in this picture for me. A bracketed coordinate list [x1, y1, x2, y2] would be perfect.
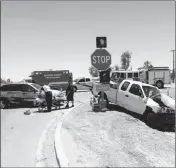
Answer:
[91, 49, 111, 71]
[92, 55, 111, 64]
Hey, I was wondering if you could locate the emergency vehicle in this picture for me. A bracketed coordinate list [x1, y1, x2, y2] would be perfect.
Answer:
[29, 70, 72, 90]
[138, 67, 171, 89]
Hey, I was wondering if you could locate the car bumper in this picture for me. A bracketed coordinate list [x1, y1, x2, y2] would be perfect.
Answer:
[153, 113, 175, 125]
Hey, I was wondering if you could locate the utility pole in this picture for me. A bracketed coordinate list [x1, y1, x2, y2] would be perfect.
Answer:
[170, 49, 175, 83]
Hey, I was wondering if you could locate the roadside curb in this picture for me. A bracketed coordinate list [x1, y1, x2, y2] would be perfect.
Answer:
[54, 101, 89, 168]
[35, 115, 58, 167]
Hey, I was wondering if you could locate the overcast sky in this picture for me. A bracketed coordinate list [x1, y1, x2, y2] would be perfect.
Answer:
[1, 1, 175, 81]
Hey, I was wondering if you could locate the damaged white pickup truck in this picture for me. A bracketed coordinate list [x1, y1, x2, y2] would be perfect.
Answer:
[92, 80, 175, 130]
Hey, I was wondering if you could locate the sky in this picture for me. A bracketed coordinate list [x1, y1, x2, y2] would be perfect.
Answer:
[1, 1, 175, 81]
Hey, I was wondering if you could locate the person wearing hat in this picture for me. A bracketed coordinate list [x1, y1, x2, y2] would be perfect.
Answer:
[40, 85, 52, 112]
[65, 79, 75, 108]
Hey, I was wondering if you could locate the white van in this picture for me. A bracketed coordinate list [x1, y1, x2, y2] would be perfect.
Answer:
[110, 70, 140, 82]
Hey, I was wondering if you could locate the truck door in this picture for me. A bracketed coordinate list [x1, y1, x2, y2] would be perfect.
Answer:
[148, 71, 154, 85]
[117, 81, 131, 108]
[108, 83, 118, 104]
[164, 70, 171, 84]
[126, 84, 146, 114]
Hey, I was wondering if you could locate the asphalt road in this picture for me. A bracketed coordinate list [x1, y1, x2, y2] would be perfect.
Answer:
[1, 92, 92, 167]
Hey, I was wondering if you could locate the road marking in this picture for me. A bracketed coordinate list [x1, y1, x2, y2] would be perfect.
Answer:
[54, 101, 89, 168]
[35, 115, 58, 167]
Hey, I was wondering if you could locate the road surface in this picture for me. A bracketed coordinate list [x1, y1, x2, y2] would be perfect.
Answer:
[1, 92, 91, 167]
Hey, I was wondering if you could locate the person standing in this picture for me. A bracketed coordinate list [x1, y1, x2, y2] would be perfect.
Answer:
[65, 80, 75, 108]
[40, 85, 52, 112]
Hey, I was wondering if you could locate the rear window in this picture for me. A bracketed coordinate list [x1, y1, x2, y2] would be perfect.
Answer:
[86, 78, 90, 82]
[121, 82, 130, 91]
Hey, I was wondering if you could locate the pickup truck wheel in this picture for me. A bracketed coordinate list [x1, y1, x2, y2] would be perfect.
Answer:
[146, 112, 156, 126]
[156, 80, 164, 89]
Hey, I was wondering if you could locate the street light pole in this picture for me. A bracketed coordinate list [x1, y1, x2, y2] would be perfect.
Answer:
[170, 49, 175, 83]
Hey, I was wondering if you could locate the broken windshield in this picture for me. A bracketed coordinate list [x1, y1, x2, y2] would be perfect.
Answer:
[142, 86, 160, 98]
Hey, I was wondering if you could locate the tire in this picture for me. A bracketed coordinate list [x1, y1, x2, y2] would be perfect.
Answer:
[146, 112, 155, 126]
[156, 80, 164, 89]
[143, 107, 155, 125]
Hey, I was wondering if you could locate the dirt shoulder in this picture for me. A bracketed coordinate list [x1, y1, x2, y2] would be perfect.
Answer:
[61, 103, 175, 167]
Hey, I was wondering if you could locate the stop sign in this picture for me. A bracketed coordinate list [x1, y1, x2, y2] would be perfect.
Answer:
[91, 49, 111, 71]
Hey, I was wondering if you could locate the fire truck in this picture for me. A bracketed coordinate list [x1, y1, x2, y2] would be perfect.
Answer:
[138, 67, 171, 89]
[29, 70, 72, 90]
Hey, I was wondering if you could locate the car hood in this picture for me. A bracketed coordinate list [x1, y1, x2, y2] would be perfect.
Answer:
[146, 93, 175, 113]
[146, 98, 161, 113]
[160, 93, 175, 110]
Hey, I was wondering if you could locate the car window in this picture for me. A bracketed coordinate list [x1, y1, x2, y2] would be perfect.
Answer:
[120, 73, 126, 79]
[1, 84, 22, 91]
[129, 84, 144, 97]
[142, 86, 160, 98]
[21, 84, 35, 92]
[31, 83, 41, 90]
[134, 73, 139, 78]
[121, 82, 130, 91]
[127, 73, 132, 78]
[79, 78, 85, 82]
[86, 78, 90, 82]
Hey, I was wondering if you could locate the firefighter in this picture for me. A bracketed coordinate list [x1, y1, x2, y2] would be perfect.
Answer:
[40, 85, 52, 112]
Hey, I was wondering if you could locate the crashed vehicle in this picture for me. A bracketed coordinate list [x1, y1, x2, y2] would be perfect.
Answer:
[34, 89, 67, 111]
[92, 79, 175, 130]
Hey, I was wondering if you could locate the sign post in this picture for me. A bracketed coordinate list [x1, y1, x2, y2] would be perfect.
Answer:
[90, 38, 112, 112]
[91, 49, 111, 71]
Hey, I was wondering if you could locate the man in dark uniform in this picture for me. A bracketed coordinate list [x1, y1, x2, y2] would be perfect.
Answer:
[65, 80, 74, 108]
[40, 85, 52, 112]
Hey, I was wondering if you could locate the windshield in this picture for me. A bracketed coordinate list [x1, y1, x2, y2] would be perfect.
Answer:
[31, 83, 42, 91]
[142, 86, 160, 98]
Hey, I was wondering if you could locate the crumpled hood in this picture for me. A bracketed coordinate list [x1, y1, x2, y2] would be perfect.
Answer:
[146, 98, 161, 113]
[160, 93, 175, 111]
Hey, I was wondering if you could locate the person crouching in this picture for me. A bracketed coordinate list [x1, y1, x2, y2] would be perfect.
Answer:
[40, 85, 52, 112]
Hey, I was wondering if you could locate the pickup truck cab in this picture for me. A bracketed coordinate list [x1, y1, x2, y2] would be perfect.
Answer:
[92, 80, 175, 128]
[73, 77, 93, 91]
